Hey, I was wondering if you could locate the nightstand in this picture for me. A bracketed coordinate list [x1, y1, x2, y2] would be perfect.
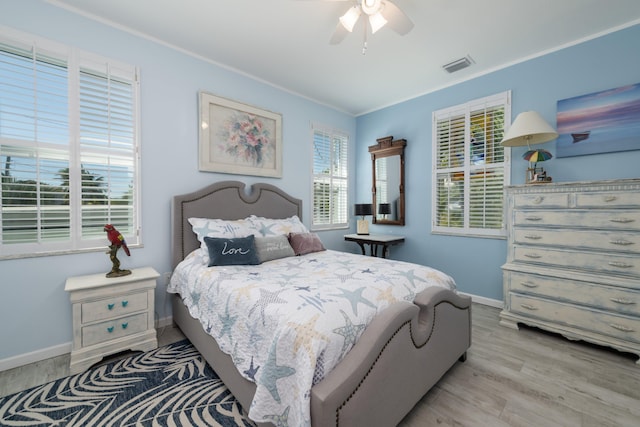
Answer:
[344, 233, 405, 258]
[65, 267, 159, 374]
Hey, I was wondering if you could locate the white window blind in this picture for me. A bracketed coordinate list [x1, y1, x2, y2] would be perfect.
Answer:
[432, 91, 511, 238]
[312, 124, 349, 229]
[0, 30, 140, 258]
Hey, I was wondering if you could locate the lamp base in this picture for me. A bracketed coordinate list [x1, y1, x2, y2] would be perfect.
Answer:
[526, 167, 552, 184]
[356, 219, 369, 235]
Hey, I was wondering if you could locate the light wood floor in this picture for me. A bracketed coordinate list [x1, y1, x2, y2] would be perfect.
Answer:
[2, 304, 639, 426]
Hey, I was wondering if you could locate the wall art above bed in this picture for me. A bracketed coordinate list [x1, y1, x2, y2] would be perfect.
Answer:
[556, 82, 640, 158]
[199, 92, 282, 177]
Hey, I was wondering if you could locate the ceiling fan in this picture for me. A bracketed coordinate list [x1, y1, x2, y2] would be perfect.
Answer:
[327, 0, 414, 52]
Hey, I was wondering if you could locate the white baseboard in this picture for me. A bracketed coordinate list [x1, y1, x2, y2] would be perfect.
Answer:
[1, 318, 176, 373]
[460, 292, 503, 308]
[0, 342, 72, 372]
[156, 315, 174, 329]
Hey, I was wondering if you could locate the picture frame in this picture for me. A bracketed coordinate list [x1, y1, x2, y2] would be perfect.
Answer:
[199, 92, 282, 177]
[556, 82, 640, 158]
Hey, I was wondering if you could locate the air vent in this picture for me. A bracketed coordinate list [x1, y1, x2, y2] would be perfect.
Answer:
[443, 55, 474, 73]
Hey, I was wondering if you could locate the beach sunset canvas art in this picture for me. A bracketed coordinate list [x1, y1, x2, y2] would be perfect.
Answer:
[556, 83, 640, 158]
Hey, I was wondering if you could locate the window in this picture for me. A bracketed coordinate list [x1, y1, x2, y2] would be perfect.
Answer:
[311, 124, 349, 230]
[0, 30, 140, 258]
[432, 91, 511, 238]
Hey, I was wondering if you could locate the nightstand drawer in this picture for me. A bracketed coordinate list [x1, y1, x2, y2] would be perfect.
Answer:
[507, 271, 640, 315]
[81, 291, 148, 324]
[514, 210, 640, 230]
[508, 294, 640, 344]
[513, 228, 640, 254]
[82, 313, 148, 347]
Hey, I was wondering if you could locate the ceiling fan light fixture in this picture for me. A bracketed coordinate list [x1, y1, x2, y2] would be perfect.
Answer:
[361, 0, 383, 15]
[339, 6, 361, 32]
[369, 11, 387, 34]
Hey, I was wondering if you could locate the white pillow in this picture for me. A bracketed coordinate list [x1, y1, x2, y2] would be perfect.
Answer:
[248, 215, 309, 237]
[188, 217, 256, 252]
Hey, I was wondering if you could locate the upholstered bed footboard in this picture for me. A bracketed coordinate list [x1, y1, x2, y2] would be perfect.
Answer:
[311, 286, 471, 427]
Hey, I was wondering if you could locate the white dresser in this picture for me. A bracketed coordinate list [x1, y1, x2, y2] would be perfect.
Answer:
[65, 267, 159, 374]
[500, 179, 640, 364]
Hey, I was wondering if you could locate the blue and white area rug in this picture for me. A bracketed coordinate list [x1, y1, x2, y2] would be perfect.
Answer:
[0, 340, 255, 426]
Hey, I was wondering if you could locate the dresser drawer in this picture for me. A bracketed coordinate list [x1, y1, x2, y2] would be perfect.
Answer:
[513, 193, 569, 209]
[513, 228, 640, 254]
[82, 312, 148, 347]
[513, 246, 640, 277]
[513, 210, 640, 231]
[508, 294, 640, 344]
[81, 291, 148, 324]
[506, 271, 640, 316]
[576, 191, 640, 209]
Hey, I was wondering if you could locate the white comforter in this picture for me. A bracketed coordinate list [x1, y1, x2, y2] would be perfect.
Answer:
[168, 249, 456, 426]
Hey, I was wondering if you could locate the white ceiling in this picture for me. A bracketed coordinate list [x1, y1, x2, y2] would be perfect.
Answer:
[48, 0, 640, 116]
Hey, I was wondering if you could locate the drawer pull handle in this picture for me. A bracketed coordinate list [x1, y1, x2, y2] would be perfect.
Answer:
[524, 253, 541, 259]
[603, 196, 617, 203]
[524, 216, 542, 221]
[610, 239, 633, 246]
[610, 297, 636, 305]
[609, 323, 634, 333]
[107, 303, 115, 310]
[532, 196, 544, 204]
[608, 261, 633, 268]
[610, 218, 635, 224]
[520, 303, 538, 310]
[107, 326, 114, 333]
[122, 300, 128, 307]
[524, 234, 542, 240]
[122, 322, 128, 329]
[521, 282, 539, 288]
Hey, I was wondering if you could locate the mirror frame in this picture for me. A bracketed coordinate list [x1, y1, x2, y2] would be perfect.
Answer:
[369, 136, 406, 226]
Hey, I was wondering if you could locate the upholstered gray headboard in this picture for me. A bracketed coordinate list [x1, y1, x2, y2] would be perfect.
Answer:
[171, 180, 303, 268]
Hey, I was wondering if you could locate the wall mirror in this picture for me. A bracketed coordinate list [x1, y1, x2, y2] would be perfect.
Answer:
[369, 136, 406, 226]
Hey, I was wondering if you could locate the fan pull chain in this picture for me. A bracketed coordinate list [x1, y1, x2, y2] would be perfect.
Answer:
[362, 18, 368, 55]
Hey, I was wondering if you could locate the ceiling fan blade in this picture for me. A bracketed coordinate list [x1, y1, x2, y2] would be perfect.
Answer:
[381, 1, 414, 35]
[329, 22, 350, 44]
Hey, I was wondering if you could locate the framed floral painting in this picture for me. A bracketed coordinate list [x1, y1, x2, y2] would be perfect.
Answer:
[199, 92, 282, 177]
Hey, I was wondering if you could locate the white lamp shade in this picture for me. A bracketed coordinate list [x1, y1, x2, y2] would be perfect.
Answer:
[340, 7, 361, 32]
[501, 111, 558, 147]
[369, 12, 388, 33]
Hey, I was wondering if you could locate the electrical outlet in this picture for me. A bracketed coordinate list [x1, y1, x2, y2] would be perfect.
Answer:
[162, 271, 172, 285]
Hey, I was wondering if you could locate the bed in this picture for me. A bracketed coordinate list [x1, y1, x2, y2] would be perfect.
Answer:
[169, 180, 471, 427]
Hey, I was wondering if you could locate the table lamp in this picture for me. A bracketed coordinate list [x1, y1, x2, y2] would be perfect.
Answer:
[501, 111, 558, 184]
[355, 203, 373, 235]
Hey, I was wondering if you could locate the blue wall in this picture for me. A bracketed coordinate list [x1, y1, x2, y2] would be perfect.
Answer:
[0, 1, 355, 362]
[1, 0, 638, 364]
[357, 24, 640, 301]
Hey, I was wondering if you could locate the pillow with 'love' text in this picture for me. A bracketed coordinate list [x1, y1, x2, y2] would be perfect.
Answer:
[204, 235, 260, 267]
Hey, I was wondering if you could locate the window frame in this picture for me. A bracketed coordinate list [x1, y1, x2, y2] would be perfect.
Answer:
[431, 91, 511, 238]
[310, 123, 349, 231]
[0, 28, 141, 259]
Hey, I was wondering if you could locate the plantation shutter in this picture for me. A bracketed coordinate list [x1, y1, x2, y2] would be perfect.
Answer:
[0, 30, 140, 258]
[0, 41, 71, 249]
[78, 60, 138, 242]
[375, 154, 388, 209]
[312, 124, 348, 229]
[432, 91, 511, 237]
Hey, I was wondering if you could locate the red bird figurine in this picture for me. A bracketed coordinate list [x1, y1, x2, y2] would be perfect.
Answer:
[104, 224, 130, 256]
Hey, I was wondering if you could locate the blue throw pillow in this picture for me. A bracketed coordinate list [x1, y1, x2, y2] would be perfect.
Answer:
[204, 235, 260, 267]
